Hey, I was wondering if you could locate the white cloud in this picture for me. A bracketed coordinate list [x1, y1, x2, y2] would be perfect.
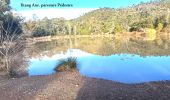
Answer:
[12, 8, 96, 21]
[30, 49, 92, 61]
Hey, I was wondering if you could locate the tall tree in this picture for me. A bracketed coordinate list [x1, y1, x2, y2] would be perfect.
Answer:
[0, 0, 10, 19]
[0, 0, 26, 76]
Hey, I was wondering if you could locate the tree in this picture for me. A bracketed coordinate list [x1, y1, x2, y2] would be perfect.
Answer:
[145, 28, 156, 41]
[0, 0, 26, 77]
[32, 27, 50, 37]
[156, 23, 163, 32]
[114, 23, 123, 33]
[0, 17, 25, 75]
[0, 0, 10, 20]
[22, 20, 36, 37]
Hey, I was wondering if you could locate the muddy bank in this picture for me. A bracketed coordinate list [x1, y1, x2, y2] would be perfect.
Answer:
[0, 70, 170, 100]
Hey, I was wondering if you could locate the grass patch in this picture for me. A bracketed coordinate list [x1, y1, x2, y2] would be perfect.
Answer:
[54, 57, 77, 72]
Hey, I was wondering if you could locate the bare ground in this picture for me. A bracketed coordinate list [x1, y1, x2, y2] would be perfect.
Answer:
[0, 70, 170, 100]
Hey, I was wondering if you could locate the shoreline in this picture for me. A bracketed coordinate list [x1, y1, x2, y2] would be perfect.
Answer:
[0, 70, 170, 100]
[25, 34, 115, 44]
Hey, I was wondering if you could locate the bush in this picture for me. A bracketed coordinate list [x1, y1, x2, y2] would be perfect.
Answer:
[54, 57, 77, 72]
[156, 23, 163, 32]
[32, 27, 51, 37]
[145, 28, 156, 41]
[114, 23, 122, 33]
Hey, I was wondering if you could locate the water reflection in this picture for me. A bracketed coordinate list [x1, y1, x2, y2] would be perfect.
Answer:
[79, 54, 170, 83]
[29, 49, 91, 75]
[27, 36, 170, 57]
[27, 36, 170, 83]
[28, 49, 170, 83]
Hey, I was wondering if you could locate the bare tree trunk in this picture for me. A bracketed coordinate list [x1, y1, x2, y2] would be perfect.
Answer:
[5, 56, 9, 73]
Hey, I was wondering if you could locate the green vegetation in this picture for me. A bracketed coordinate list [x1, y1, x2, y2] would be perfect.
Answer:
[23, 18, 76, 37]
[54, 57, 77, 72]
[22, 0, 170, 37]
[145, 28, 156, 40]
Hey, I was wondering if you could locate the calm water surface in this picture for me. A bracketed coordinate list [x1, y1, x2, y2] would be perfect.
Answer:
[27, 37, 170, 83]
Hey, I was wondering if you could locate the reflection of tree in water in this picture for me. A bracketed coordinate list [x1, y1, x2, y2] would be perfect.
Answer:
[27, 40, 68, 58]
[98, 34, 170, 56]
[27, 38, 107, 58]
[27, 35, 170, 58]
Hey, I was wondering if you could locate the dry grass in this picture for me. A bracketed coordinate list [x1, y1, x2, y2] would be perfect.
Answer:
[54, 57, 77, 72]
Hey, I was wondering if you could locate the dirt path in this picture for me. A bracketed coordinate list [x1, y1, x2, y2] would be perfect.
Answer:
[0, 71, 170, 100]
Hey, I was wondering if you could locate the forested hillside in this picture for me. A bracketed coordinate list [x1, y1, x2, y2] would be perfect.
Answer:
[23, 0, 170, 37]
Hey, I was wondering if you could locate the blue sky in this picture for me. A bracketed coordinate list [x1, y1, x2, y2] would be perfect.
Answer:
[11, 0, 151, 20]
[11, 0, 151, 11]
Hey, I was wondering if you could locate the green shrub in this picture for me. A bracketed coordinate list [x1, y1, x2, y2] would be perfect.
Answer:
[54, 57, 77, 72]
[156, 23, 163, 32]
[145, 28, 156, 41]
[114, 23, 123, 33]
[32, 27, 51, 37]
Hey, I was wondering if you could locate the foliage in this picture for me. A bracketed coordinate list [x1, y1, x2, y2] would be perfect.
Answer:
[22, 18, 77, 37]
[0, 0, 10, 16]
[0, 0, 23, 38]
[129, 22, 141, 32]
[32, 27, 51, 37]
[156, 23, 163, 32]
[145, 28, 156, 41]
[54, 57, 77, 72]
[0, 0, 27, 77]
[2, 14, 23, 36]
[22, 0, 170, 36]
[154, 15, 167, 29]
[114, 23, 123, 33]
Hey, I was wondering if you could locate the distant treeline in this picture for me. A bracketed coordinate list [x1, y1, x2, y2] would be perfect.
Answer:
[22, 0, 170, 37]
[22, 17, 77, 37]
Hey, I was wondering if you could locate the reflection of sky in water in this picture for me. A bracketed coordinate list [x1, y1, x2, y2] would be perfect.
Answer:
[29, 49, 170, 83]
[29, 49, 91, 75]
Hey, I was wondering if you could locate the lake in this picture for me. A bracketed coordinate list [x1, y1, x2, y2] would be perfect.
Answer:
[27, 36, 170, 83]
